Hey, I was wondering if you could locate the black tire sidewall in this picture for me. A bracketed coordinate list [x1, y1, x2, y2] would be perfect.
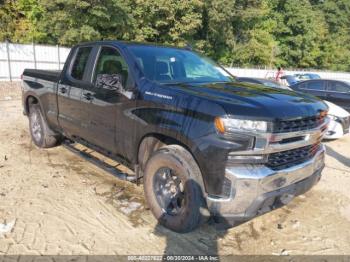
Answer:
[144, 147, 203, 233]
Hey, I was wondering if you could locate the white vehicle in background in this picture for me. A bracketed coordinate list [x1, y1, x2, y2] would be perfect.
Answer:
[236, 77, 350, 140]
[324, 100, 350, 139]
[294, 73, 321, 81]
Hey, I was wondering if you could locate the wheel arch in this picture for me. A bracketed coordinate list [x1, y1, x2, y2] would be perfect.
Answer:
[136, 133, 204, 185]
[24, 94, 53, 133]
[24, 94, 40, 115]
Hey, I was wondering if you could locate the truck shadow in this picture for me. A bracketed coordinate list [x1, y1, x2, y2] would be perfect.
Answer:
[153, 220, 229, 256]
[325, 145, 350, 167]
[152, 179, 231, 256]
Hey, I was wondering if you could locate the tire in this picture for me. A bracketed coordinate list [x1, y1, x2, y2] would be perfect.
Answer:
[143, 144, 208, 233]
[29, 104, 60, 148]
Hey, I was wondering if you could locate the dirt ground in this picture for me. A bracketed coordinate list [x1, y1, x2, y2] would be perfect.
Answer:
[0, 82, 350, 255]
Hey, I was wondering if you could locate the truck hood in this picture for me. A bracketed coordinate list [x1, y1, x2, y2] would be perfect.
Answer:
[171, 81, 328, 120]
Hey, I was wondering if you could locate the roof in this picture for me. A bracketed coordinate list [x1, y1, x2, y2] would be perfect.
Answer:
[295, 79, 347, 82]
[75, 40, 188, 50]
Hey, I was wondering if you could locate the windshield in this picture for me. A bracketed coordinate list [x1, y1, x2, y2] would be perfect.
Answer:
[127, 45, 234, 84]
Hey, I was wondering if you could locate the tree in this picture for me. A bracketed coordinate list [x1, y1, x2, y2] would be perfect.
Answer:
[20, 0, 131, 45]
[229, 0, 278, 67]
[0, 0, 20, 41]
[317, 0, 350, 71]
[125, 0, 203, 47]
[197, 0, 236, 62]
[271, 0, 327, 68]
[1, 0, 350, 70]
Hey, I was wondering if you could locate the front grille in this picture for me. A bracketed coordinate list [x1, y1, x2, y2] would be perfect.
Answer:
[267, 143, 320, 170]
[274, 115, 325, 133]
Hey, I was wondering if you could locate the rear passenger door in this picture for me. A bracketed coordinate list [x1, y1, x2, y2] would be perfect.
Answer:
[326, 81, 350, 111]
[57, 45, 94, 137]
[297, 80, 327, 100]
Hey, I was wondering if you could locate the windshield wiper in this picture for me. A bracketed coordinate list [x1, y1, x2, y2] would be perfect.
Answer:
[160, 82, 187, 85]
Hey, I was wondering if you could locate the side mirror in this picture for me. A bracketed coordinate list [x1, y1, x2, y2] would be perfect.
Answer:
[96, 73, 127, 91]
[96, 73, 137, 99]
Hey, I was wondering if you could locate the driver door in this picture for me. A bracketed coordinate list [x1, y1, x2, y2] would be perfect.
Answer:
[80, 45, 136, 155]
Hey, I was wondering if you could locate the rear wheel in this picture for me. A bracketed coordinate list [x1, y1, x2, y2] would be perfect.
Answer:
[143, 145, 208, 233]
[29, 104, 60, 148]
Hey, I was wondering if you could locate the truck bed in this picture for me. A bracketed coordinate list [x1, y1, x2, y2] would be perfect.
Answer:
[23, 69, 62, 83]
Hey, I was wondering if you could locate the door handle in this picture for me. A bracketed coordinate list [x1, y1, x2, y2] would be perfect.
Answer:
[83, 92, 93, 101]
[59, 87, 67, 94]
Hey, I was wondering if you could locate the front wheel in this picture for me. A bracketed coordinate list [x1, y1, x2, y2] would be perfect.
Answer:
[143, 145, 207, 233]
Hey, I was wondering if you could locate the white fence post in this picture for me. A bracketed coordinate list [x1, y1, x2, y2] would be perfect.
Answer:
[32, 42, 37, 69]
[57, 45, 60, 70]
[5, 40, 12, 82]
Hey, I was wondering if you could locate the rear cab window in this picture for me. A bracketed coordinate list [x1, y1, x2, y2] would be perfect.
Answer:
[303, 81, 326, 91]
[70, 46, 93, 81]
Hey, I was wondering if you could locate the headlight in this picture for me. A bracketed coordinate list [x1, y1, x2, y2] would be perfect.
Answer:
[215, 116, 269, 134]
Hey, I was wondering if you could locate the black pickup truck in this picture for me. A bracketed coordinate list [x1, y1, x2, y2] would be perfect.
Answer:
[22, 41, 328, 232]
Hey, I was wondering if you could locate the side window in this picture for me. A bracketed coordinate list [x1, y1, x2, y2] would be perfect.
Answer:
[94, 47, 129, 91]
[71, 47, 92, 80]
[305, 81, 325, 91]
[328, 81, 350, 93]
[296, 82, 306, 89]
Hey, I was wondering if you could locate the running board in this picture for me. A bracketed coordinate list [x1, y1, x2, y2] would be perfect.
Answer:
[62, 141, 137, 183]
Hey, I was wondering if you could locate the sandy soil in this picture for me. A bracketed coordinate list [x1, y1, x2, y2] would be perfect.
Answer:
[0, 85, 350, 255]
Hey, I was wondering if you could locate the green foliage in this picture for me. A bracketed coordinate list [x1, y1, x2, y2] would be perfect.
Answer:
[272, 0, 327, 68]
[317, 0, 350, 71]
[229, 0, 278, 66]
[0, 0, 350, 70]
[124, 0, 203, 46]
[0, 0, 20, 41]
[33, 0, 132, 45]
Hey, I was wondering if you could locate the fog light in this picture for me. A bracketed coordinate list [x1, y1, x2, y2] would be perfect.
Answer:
[273, 177, 287, 188]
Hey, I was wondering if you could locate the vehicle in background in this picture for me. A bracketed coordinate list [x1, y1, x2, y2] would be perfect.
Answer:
[236, 77, 290, 90]
[280, 75, 299, 86]
[264, 71, 276, 80]
[291, 79, 350, 112]
[323, 101, 350, 139]
[22, 41, 329, 232]
[295, 73, 321, 81]
[238, 77, 349, 140]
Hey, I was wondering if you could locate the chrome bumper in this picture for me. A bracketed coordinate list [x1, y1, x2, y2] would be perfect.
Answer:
[206, 144, 325, 219]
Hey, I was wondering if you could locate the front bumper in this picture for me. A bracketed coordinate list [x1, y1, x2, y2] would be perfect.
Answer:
[206, 144, 325, 221]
